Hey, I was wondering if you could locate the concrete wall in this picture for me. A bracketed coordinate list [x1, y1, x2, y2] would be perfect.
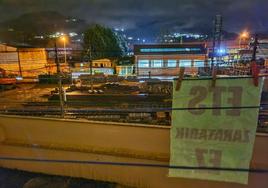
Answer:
[0, 115, 267, 188]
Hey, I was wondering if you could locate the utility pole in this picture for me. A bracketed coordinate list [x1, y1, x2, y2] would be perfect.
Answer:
[54, 39, 65, 117]
[17, 49, 23, 77]
[251, 34, 259, 86]
[63, 39, 67, 64]
[251, 34, 258, 62]
[211, 15, 223, 70]
[87, 47, 94, 91]
[90, 50, 93, 91]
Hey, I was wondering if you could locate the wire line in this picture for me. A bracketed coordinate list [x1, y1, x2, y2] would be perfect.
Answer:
[0, 156, 267, 173]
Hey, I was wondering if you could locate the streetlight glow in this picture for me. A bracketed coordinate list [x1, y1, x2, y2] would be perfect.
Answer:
[60, 36, 67, 42]
[60, 36, 68, 64]
[240, 30, 249, 39]
[239, 30, 249, 49]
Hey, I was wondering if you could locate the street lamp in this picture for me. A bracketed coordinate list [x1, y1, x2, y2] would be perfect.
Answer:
[60, 36, 67, 64]
[54, 37, 65, 117]
[239, 31, 249, 49]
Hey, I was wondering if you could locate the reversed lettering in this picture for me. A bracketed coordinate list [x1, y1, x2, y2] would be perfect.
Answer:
[188, 86, 207, 115]
[226, 87, 243, 116]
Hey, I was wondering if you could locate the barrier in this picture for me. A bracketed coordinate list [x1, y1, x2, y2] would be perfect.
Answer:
[0, 115, 268, 188]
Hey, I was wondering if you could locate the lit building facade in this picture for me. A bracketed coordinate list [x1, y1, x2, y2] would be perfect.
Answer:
[71, 59, 114, 79]
[134, 43, 207, 77]
[0, 44, 49, 77]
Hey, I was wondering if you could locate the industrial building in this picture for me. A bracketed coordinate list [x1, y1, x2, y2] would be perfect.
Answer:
[205, 39, 250, 63]
[0, 44, 49, 77]
[134, 43, 207, 77]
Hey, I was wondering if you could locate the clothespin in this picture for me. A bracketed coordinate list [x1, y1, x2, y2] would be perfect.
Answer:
[211, 66, 217, 87]
[251, 61, 259, 87]
[176, 67, 185, 91]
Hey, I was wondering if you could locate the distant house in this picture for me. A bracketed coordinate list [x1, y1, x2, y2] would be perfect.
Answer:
[92, 58, 113, 68]
[92, 59, 114, 75]
[134, 43, 207, 78]
[0, 43, 49, 77]
[71, 58, 114, 79]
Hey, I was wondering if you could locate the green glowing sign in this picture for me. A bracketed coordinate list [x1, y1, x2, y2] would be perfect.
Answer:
[169, 77, 263, 184]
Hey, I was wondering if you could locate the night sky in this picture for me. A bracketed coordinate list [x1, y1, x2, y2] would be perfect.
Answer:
[0, 0, 268, 34]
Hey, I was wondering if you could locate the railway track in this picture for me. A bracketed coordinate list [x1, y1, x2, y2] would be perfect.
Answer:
[1, 104, 267, 128]
[1, 102, 268, 116]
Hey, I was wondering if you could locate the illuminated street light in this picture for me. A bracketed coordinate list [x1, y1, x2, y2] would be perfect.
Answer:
[239, 30, 249, 49]
[240, 31, 249, 39]
[60, 36, 66, 42]
[53, 35, 69, 117]
[53, 37, 64, 117]
[60, 36, 68, 64]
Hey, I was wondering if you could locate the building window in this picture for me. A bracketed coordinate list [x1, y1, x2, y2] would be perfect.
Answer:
[138, 60, 149, 67]
[194, 60, 204, 67]
[151, 60, 163, 68]
[167, 60, 177, 67]
[179, 60, 192, 67]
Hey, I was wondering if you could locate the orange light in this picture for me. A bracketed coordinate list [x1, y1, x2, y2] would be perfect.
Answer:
[61, 36, 66, 42]
[240, 31, 249, 39]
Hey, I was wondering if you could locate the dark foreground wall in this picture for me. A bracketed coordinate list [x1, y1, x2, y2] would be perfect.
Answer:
[0, 168, 117, 188]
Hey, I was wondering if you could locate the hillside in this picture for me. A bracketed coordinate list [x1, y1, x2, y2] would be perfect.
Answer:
[0, 11, 87, 44]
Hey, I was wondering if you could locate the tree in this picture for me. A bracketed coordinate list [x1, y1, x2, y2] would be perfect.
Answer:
[114, 32, 129, 56]
[83, 24, 127, 60]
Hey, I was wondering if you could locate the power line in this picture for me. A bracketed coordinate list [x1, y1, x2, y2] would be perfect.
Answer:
[0, 106, 262, 113]
[0, 156, 267, 173]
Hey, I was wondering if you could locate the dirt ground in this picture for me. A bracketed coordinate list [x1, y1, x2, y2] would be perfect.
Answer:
[0, 84, 56, 109]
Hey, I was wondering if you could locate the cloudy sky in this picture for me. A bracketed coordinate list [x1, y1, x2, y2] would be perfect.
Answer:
[0, 0, 268, 34]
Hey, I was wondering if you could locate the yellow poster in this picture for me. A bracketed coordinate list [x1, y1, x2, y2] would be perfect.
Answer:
[169, 77, 263, 184]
